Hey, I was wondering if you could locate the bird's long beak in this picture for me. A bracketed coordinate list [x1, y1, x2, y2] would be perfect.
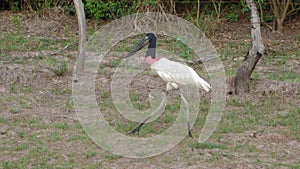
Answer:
[124, 36, 149, 58]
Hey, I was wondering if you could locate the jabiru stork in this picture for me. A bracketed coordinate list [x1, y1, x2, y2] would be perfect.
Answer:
[124, 33, 211, 137]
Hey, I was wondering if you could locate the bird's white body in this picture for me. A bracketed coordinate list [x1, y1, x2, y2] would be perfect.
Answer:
[150, 58, 211, 92]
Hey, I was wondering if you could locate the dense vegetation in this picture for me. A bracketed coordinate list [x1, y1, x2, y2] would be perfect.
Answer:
[1, 0, 300, 33]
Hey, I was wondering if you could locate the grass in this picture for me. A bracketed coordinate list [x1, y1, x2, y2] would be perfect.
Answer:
[189, 142, 227, 150]
[268, 71, 300, 82]
[218, 95, 299, 136]
[84, 151, 97, 159]
[10, 107, 21, 114]
[274, 108, 300, 141]
[0, 11, 299, 169]
[0, 115, 91, 168]
[1, 15, 77, 53]
[9, 83, 18, 93]
[68, 134, 88, 142]
[0, 32, 76, 54]
[54, 122, 69, 130]
[44, 56, 68, 76]
[8, 97, 28, 114]
[274, 163, 300, 169]
[17, 130, 26, 138]
[15, 143, 28, 151]
[48, 87, 72, 95]
[129, 91, 150, 111]
[65, 97, 74, 111]
[219, 110, 246, 133]
[20, 86, 32, 94]
[0, 16, 76, 76]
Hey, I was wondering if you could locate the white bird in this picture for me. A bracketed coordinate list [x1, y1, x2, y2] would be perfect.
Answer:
[125, 33, 211, 137]
[150, 58, 211, 92]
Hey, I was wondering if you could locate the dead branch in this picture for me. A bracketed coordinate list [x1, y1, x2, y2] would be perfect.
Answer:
[73, 0, 87, 73]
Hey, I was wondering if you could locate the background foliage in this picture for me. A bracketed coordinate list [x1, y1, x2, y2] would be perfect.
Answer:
[0, 0, 300, 32]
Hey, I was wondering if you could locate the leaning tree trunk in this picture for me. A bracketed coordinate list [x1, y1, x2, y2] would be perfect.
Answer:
[234, 0, 265, 95]
[73, 0, 87, 73]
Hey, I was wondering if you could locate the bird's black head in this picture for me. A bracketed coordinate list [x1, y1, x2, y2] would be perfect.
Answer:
[124, 33, 157, 59]
[145, 33, 156, 59]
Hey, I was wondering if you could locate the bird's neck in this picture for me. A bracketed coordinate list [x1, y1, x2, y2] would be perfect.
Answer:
[146, 56, 160, 65]
[145, 35, 157, 65]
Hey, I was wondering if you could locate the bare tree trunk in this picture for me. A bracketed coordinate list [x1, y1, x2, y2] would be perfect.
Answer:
[197, 0, 200, 18]
[73, 0, 87, 73]
[271, 0, 300, 33]
[276, 19, 284, 33]
[234, 0, 265, 95]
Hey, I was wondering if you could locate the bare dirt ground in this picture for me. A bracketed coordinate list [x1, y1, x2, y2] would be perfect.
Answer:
[0, 9, 299, 168]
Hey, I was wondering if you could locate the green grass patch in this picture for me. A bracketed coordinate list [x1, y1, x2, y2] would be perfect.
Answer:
[68, 134, 88, 142]
[48, 87, 71, 95]
[65, 97, 74, 111]
[0, 32, 75, 53]
[0, 117, 6, 123]
[129, 91, 150, 111]
[26, 118, 47, 129]
[50, 130, 62, 141]
[272, 108, 300, 141]
[274, 163, 300, 169]
[17, 130, 26, 138]
[189, 142, 227, 150]
[103, 153, 121, 160]
[84, 151, 97, 159]
[10, 107, 21, 114]
[1, 161, 25, 169]
[44, 56, 68, 76]
[20, 86, 33, 94]
[54, 122, 69, 130]
[15, 143, 28, 151]
[165, 102, 181, 112]
[9, 83, 18, 93]
[219, 110, 246, 133]
[267, 71, 300, 82]
[138, 123, 156, 135]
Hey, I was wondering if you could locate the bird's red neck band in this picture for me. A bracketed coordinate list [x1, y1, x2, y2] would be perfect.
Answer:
[146, 56, 160, 65]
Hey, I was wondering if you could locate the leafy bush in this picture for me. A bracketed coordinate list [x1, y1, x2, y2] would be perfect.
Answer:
[1, 0, 160, 20]
[82, 0, 161, 20]
[241, 0, 274, 22]
[0, 0, 72, 11]
[84, 0, 139, 20]
[227, 4, 239, 22]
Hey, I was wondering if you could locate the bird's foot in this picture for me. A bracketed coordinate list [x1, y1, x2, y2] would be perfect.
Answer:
[127, 123, 145, 135]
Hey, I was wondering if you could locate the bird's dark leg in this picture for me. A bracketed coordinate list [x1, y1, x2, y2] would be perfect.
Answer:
[187, 122, 193, 138]
[127, 122, 145, 135]
[180, 90, 193, 138]
[128, 91, 168, 135]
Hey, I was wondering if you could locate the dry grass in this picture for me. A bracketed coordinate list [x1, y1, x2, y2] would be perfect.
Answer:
[0, 11, 300, 169]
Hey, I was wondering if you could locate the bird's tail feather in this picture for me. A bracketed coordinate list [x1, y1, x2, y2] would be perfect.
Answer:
[196, 78, 211, 92]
